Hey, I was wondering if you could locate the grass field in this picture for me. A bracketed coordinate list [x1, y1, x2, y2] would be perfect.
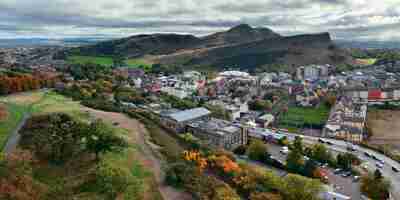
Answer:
[125, 58, 153, 70]
[367, 109, 400, 153]
[67, 56, 114, 66]
[279, 104, 330, 129]
[0, 90, 90, 150]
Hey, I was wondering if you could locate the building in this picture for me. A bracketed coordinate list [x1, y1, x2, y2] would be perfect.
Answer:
[186, 118, 248, 150]
[161, 107, 211, 133]
[297, 65, 329, 80]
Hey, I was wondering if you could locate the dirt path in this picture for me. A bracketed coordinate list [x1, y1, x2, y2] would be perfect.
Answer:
[83, 108, 192, 200]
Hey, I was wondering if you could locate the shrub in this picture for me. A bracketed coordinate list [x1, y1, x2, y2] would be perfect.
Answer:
[233, 145, 247, 155]
[93, 161, 134, 199]
[247, 140, 268, 161]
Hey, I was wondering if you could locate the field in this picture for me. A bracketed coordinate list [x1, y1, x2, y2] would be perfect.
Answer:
[67, 55, 114, 66]
[125, 58, 153, 70]
[279, 104, 330, 129]
[0, 90, 90, 150]
[367, 109, 400, 153]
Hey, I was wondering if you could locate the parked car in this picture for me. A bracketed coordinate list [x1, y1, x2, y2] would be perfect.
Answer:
[376, 162, 384, 169]
[353, 176, 360, 182]
[318, 139, 325, 143]
[341, 171, 352, 177]
[364, 152, 371, 157]
[280, 147, 289, 155]
[334, 168, 343, 174]
[392, 166, 399, 173]
[326, 141, 334, 145]
[347, 145, 356, 151]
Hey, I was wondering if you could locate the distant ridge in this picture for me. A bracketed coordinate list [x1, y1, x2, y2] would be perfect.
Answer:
[66, 24, 351, 71]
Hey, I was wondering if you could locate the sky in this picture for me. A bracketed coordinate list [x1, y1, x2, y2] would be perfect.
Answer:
[0, 0, 400, 41]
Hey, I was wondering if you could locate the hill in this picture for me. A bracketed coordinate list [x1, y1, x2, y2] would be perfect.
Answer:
[65, 24, 352, 71]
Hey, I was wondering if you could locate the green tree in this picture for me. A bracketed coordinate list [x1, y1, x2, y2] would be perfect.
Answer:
[360, 171, 391, 200]
[94, 161, 134, 199]
[19, 113, 84, 163]
[84, 120, 127, 161]
[311, 144, 333, 164]
[281, 174, 324, 200]
[286, 149, 304, 174]
[247, 140, 268, 161]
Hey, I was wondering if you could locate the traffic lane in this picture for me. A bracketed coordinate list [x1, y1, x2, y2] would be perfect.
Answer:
[266, 143, 363, 199]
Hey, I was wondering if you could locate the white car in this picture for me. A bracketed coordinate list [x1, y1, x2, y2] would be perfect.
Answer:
[280, 146, 289, 154]
[376, 162, 384, 169]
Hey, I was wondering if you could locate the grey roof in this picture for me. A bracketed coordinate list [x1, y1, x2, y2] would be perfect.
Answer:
[168, 107, 211, 122]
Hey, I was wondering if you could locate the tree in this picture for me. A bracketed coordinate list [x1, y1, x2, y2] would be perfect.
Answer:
[360, 171, 391, 200]
[281, 174, 324, 200]
[94, 161, 134, 199]
[247, 140, 268, 161]
[303, 160, 318, 177]
[290, 136, 304, 154]
[84, 119, 128, 161]
[19, 113, 84, 163]
[310, 144, 333, 164]
[250, 192, 282, 200]
[286, 149, 304, 174]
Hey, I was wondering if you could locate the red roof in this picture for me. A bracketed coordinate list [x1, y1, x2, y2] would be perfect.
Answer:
[369, 90, 382, 100]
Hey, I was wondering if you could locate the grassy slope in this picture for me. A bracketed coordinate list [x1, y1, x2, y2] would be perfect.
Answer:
[67, 56, 114, 66]
[1, 91, 163, 199]
[125, 58, 153, 69]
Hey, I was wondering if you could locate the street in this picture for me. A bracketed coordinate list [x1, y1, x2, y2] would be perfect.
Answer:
[275, 130, 400, 200]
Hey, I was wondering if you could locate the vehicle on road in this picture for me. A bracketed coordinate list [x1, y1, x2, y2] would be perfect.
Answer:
[280, 147, 289, 155]
[334, 168, 343, 174]
[341, 171, 352, 177]
[318, 139, 325, 143]
[326, 141, 334, 145]
[364, 152, 371, 157]
[347, 145, 356, 151]
[353, 176, 360, 182]
[392, 166, 399, 173]
[376, 162, 384, 169]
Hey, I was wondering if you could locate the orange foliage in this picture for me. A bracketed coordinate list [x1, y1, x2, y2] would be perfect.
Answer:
[0, 150, 44, 200]
[209, 155, 241, 174]
[0, 74, 57, 95]
[0, 105, 7, 120]
[183, 150, 208, 170]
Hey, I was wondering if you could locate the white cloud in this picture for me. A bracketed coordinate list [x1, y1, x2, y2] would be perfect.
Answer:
[0, 0, 399, 41]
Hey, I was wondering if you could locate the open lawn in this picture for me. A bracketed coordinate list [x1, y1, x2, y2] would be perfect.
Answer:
[367, 109, 400, 153]
[0, 90, 90, 151]
[279, 104, 330, 129]
[125, 58, 153, 71]
[67, 56, 114, 66]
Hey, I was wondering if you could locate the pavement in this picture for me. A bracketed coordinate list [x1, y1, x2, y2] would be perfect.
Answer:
[2, 113, 30, 154]
[275, 130, 400, 200]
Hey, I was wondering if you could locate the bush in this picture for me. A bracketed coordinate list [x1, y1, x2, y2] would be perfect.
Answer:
[93, 161, 135, 199]
[247, 140, 268, 161]
[233, 145, 247, 155]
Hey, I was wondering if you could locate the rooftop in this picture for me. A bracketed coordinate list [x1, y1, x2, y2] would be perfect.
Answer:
[167, 107, 211, 122]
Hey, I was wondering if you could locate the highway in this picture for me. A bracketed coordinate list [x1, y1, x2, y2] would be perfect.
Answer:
[276, 131, 400, 200]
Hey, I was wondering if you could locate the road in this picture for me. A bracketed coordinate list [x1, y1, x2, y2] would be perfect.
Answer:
[275, 130, 400, 200]
[2, 113, 30, 154]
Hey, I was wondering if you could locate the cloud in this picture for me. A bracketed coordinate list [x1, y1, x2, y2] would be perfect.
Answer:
[0, 0, 399, 41]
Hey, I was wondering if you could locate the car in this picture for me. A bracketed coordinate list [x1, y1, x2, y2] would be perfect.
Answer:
[341, 171, 352, 177]
[334, 168, 343, 174]
[280, 149, 289, 155]
[318, 139, 325, 143]
[372, 155, 379, 160]
[364, 152, 371, 157]
[376, 162, 384, 169]
[347, 145, 356, 151]
[353, 176, 360, 182]
[392, 166, 399, 172]
[326, 141, 334, 145]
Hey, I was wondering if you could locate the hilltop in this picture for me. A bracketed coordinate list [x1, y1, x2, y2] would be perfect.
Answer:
[65, 24, 352, 71]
